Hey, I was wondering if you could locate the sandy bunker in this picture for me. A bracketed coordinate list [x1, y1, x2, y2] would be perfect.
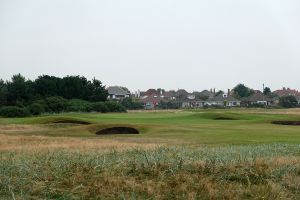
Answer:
[214, 117, 237, 120]
[272, 121, 300, 126]
[96, 127, 139, 135]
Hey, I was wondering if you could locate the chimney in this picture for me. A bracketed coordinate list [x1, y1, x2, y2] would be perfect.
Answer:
[213, 88, 216, 94]
[210, 88, 212, 93]
[228, 89, 230, 96]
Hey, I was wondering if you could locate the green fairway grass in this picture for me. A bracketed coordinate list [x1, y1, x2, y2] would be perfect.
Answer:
[1, 109, 300, 145]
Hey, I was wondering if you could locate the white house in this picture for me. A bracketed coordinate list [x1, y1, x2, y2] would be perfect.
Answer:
[207, 93, 240, 107]
[107, 86, 130, 100]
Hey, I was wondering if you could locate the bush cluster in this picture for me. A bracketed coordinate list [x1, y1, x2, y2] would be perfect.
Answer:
[120, 97, 144, 110]
[157, 101, 181, 109]
[0, 106, 30, 117]
[28, 103, 45, 115]
[0, 98, 126, 117]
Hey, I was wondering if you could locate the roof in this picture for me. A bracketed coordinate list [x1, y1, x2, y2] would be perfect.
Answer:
[144, 89, 158, 96]
[243, 93, 272, 102]
[107, 86, 130, 96]
[274, 88, 300, 97]
[208, 94, 240, 102]
[139, 94, 165, 104]
[163, 91, 175, 98]
[199, 90, 214, 97]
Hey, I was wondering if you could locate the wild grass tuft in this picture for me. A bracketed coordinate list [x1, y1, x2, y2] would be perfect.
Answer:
[1, 144, 300, 199]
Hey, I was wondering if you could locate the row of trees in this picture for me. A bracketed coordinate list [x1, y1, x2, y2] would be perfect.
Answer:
[0, 98, 126, 117]
[0, 74, 129, 117]
[0, 74, 108, 107]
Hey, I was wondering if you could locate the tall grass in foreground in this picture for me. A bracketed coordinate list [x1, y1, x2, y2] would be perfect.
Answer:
[1, 144, 300, 199]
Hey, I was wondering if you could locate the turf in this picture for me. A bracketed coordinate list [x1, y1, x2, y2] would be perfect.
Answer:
[0, 109, 300, 145]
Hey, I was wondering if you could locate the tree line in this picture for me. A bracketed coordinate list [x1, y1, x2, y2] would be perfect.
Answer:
[0, 74, 126, 117]
[0, 74, 108, 105]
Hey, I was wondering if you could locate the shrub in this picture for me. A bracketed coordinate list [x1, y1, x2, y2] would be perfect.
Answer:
[120, 97, 144, 110]
[279, 96, 298, 108]
[157, 101, 180, 109]
[105, 101, 126, 112]
[246, 103, 266, 108]
[44, 96, 67, 113]
[28, 103, 45, 115]
[91, 102, 109, 113]
[0, 106, 30, 117]
[65, 99, 92, 112]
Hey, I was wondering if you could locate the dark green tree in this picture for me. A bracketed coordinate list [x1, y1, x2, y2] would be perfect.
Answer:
[0, 79, 8, 106]
[6, 74, 32, 105]
[34, 75, 63, 97]
[263, 87, 271, 96]
[279, 96, 298, 108]
[88, 78, 108, 102]
[233, 84, 254, 98]
[61, 76, 89, 99]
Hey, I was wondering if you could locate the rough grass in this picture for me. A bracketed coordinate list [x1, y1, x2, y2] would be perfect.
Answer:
[0, 134, 166, 152]
[1, 144, 300, 199]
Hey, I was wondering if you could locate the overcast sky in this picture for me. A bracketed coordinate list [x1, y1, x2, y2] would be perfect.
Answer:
[1, 0, 300, 92]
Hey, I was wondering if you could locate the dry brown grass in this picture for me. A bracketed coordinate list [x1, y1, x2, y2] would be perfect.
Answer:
[0, 124, 47, 133]
[0, 134, 167, 152]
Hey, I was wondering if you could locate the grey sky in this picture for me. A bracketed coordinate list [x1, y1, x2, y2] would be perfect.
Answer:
[1, 0, 300, 92]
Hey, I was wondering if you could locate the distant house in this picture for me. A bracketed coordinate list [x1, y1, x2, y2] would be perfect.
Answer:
[207, 93, 240, 107]
[107, 86, 130, 100]
[274, 87, 300, 97]
[242, 93, 273, 106]
[179, 92, 206, 108]
[191, 90, 215, 101]
[163, 90, 177, 100]
[181, 98, 205, 108]
[139, 94, 165, 109]
[140, 89, 158, 97]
